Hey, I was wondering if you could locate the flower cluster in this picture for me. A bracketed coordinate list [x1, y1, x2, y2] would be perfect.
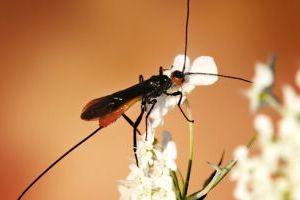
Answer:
[232, 61, 300, 200]
[118, 132, 177, 200]
[119, 55, 219, 200]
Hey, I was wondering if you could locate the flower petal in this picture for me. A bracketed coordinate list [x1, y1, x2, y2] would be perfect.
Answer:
[165, 95, 179, 107]
[164, 141, 177, 160]
[172, 54, 190, 71]
[187, 56, 218, 85]
[151, 118, 164, 129]
[181, 84, 195, 94]
[253, 62, 273, 88]
[254, 114, 273, 140]
[283, 85, 300, 113]
[233, 145, 248, 162]
[245, 86, 261, 112]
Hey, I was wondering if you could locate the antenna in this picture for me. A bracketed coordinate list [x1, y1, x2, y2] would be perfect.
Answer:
[185, 72, 252, 83]
[182, 0, 190, 73]
[181, 0, 252, 85]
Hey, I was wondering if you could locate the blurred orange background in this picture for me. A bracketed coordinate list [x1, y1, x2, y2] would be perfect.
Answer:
[1, 0, 299, 199]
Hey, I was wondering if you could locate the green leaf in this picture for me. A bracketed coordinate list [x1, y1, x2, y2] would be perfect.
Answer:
[187, 159, 236, 200]
[187, 135, 256, 200]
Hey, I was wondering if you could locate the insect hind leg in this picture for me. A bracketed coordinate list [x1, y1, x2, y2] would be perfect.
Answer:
[145, 99, 157, 141]
[122, 114, 142, 135]
[132, 104, 145, 167]
[165, 91, 194, 123]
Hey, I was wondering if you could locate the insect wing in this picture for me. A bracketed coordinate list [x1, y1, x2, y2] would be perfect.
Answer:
[81, 96, 117, 121]
[80, 82, 149, 121]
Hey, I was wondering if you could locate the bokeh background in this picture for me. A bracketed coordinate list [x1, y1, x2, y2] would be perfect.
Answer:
[1, 0, 299, 199]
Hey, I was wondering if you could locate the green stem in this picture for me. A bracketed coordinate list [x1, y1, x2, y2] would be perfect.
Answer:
[177, 169, 185, 187]
[182, 99, 194, 199]
[264, 92, 284, 114]
[171, 171, 182, 200]
[187, 160, 236, 200]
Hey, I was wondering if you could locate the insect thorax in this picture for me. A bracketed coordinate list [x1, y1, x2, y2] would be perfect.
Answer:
[144, 75, 172, 99]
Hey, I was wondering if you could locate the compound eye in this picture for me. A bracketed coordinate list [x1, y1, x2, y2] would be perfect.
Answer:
[172, 70, 184, 78]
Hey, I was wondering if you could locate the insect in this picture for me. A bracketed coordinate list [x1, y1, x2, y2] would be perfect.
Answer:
[17, 0, 251, 199]
[80, 64, 252, 164]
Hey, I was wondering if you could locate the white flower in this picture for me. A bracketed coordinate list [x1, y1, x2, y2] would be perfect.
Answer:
[254, 114, 273, 143]
[119, 133, 177, 200]
[149, 54, 218, 128]
[154, 141, 177, 172]
[282, 85, 300, 115]
[136, 139, 154, 168]
[232, 67, 300, 200]
[245, 62, 273, 112]
[233, 146, 249, 163]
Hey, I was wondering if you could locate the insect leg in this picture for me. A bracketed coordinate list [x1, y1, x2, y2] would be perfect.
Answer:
[159, 66, 163, 75]
[164, 91, 194, 122]
[132, 103, 145, 166]
[122, 114, 142, 135]
[139, 75, 144, 83]
[145, 99, 157, 141]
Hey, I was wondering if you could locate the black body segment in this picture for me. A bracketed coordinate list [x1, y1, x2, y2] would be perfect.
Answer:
[81, 74, 172, 121]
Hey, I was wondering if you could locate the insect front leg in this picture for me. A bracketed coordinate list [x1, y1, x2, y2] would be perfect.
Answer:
[145, 99, 157, 141]
[164, 91, 194, 122]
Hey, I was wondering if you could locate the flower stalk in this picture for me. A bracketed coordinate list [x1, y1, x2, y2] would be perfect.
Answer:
[171, 171, 182, 199]
[182, 99, 194, 199]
